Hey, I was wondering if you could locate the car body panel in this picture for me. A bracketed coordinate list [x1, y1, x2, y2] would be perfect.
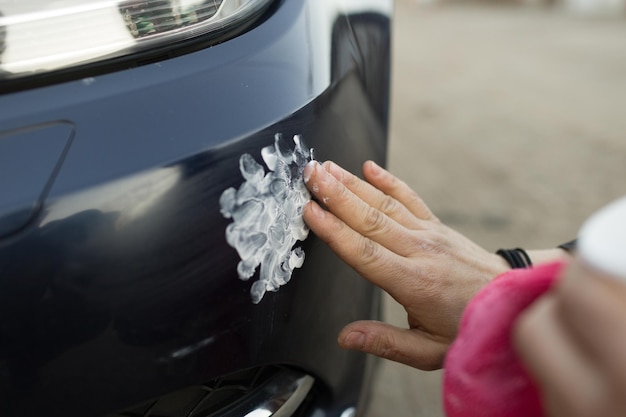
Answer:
[0, 1, 392, 416]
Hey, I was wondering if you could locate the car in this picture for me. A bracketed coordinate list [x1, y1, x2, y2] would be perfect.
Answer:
[0, 1, 392, 416]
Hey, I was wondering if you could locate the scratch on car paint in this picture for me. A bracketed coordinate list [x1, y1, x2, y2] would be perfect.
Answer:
[169, 336, 216, 359]
[219, 134, 313, 304]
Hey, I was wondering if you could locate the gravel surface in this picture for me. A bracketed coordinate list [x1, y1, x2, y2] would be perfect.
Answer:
[365, 2, 626, 416]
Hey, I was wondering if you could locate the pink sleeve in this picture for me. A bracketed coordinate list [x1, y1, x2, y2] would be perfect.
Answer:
[443, 261, 566, 417]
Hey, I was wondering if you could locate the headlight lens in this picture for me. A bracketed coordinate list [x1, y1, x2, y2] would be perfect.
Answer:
[0, 0, 273, 81]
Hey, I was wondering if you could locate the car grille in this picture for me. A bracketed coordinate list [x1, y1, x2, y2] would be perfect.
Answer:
[105, 365, 315, 417]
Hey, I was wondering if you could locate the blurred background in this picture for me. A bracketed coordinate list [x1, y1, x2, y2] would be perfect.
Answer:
[365, 0, 626, 415]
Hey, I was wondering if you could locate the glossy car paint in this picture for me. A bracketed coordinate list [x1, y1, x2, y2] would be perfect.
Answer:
[0, 1, 392, 416]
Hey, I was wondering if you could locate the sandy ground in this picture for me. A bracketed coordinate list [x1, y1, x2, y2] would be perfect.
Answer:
[365, 1, 626, 416]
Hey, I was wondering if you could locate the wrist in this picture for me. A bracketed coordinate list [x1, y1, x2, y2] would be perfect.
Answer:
[490, 253, 514, 277]
[525, 248, 572, 265]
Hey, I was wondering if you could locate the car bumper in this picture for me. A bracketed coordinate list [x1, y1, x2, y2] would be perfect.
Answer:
[0, 1, 392, 416]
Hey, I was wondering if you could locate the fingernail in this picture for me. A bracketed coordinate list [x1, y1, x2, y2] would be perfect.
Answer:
[303, 160, 317, 184]
[325, 161, 344, 182]
[307, 201, 324, 217]
[343, 331, 365, 349]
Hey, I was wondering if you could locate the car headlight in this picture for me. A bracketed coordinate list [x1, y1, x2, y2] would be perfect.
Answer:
[0, 0, 274, 82]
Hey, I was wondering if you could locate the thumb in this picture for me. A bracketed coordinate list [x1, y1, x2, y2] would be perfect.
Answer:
[338, 320, 449, 371]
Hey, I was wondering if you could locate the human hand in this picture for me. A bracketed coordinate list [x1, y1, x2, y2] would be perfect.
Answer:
[302, 160, 511, 370]
[514, 261, 626, 417]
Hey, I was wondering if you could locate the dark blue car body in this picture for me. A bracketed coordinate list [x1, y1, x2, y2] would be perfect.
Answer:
[0, 1, 392, 416]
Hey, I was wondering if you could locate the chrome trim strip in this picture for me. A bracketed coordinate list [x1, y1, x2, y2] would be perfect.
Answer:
[217, 369, 314, 417]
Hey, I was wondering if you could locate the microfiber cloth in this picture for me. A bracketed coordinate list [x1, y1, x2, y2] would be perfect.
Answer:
[443, 261, 566, 417]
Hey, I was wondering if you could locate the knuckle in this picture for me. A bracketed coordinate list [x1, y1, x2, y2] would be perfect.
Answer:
[357, 238, 381, 264]
[334, 178, 352, 201]
[379, 195, 398, 216]
[322, 215, 350, 245]
[362, 206, 387, 234]
[419, 239, 440, 254]
[332, 220, 359, 247]
[408, 263, 442, 297]
[343, 170, 360, 187]
[405, 188, 436, 220]
[368, 333, 398, 360]
[413, 234, 446, 255]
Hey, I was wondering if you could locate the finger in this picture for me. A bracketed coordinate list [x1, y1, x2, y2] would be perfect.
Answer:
[338, 320, 447, 370]
[304, 161, 418, 257]
[514, 295, 604, 417]
[556, 265, 626, 390]
[362, 160, 437, 222]
[303, 200, 416, 299]
[322, 161, 423, 229]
